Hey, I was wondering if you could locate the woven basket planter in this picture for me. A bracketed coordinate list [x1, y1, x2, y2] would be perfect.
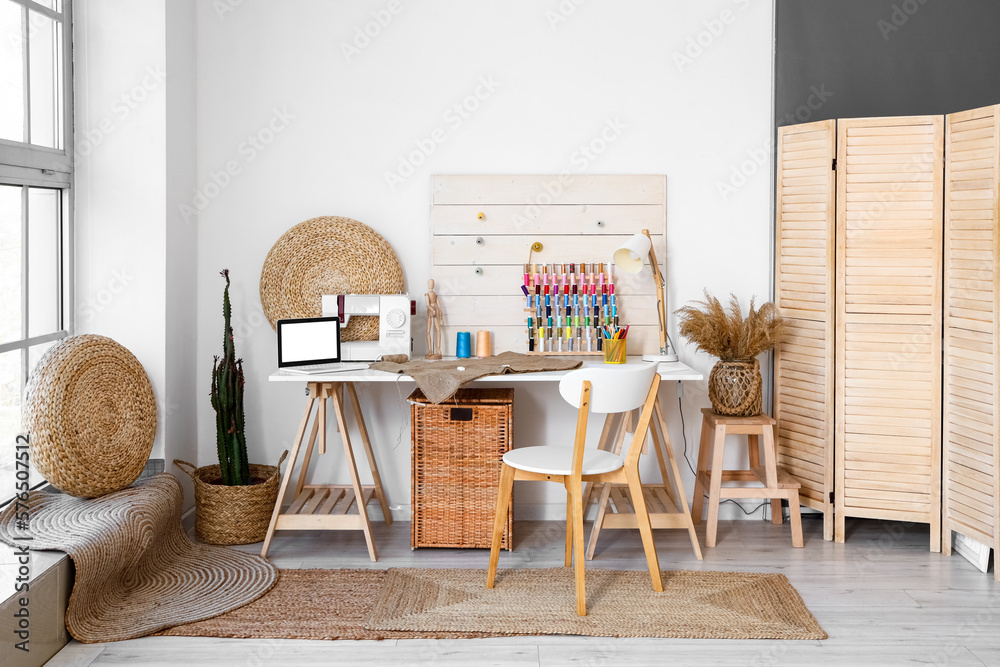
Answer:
[708, 359, 762, 417]
[174, 451, 287, 545]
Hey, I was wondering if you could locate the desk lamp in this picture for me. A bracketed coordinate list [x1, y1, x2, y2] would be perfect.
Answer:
[613, 229, 678, 362]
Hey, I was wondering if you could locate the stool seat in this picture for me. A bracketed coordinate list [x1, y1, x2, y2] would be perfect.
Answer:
[503, 446, 624, 476]
[692, 408, 804, 549]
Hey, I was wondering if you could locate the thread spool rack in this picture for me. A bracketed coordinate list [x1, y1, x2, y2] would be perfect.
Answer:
[523, 262, 619, 355]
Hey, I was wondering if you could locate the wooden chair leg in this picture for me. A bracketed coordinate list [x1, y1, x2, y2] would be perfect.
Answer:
[788, 489, 804, 548]
[705, 425, 727, 548]
[759, 427, 783, 525]
[565, 492, 574, 567]
[487, 463, 516, 588]
[569, 481, 587, 616]
[690, 416, 712, 524]
[626, 469, 663, 592]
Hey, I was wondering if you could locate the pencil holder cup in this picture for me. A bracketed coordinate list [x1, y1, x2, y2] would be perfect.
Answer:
[603, 339, 626, 364]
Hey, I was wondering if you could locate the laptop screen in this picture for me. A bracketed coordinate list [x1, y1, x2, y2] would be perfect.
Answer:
[276, 317, 341, 367]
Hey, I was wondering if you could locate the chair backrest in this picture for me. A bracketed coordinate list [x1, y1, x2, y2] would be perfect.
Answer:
[560, 363, 661, 480]
[558, 363, 659, 414]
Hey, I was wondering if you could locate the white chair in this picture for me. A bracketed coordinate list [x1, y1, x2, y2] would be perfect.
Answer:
[486, 363, 663, 616]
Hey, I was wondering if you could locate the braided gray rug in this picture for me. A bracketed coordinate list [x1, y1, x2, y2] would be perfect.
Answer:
[0, 474, 277, 643]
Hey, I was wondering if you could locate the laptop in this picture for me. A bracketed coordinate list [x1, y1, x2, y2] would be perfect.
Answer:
[276, 317, 369, 374]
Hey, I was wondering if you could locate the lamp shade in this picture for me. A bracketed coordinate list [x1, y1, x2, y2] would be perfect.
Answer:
[613, 232, 651, 274]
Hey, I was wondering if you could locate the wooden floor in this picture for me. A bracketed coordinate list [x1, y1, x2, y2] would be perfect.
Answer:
[48, 516, 1000, 667]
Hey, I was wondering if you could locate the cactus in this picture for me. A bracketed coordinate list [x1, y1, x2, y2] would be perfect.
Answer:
[210, 269, 251, 486]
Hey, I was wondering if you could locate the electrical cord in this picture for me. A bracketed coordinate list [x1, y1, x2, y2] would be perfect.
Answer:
[677, 394, 772, 521]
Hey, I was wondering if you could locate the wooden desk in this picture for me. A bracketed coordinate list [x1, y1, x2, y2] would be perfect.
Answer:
[262, 358, 703, 562]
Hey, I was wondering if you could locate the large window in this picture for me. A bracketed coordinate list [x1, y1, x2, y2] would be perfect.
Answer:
[0, 0, 73, 503]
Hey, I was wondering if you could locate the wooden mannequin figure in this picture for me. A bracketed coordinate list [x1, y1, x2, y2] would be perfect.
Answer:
[425, 279, 443, 360]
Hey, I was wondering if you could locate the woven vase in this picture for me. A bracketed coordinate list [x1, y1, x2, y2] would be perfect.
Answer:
[174, 451, 287, 546]
[708, 359, 762, 417]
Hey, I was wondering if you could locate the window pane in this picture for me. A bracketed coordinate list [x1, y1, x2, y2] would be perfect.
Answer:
[0, 185, 22, 345]
[27, 187, 59, 336]
[27, 10, 61, 149]
[0, 345, 51, 505]
[0, 0, 25, 143]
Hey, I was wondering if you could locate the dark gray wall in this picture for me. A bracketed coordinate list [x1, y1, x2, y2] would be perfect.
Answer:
[775, 0, 1000, 128]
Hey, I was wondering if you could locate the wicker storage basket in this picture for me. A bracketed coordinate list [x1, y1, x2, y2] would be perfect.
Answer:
[708, 359, 762, 417]
[410, 388, 513, 549]
[174, 451, 287, 546]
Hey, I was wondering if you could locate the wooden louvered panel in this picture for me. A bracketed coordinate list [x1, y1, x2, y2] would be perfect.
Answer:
[835, 116, 943, 551]
[943, 104, 1000, 577]
[774, 120, 836, 539]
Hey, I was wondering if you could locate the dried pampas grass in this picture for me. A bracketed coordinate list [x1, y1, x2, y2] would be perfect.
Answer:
[676, 291, 786, 361]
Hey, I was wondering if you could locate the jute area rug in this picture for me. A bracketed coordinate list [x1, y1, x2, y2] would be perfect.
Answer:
[0, 475, 277, 643]
[162, 567, 827, 640]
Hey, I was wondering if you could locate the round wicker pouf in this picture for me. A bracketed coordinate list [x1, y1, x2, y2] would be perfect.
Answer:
[259, 216, 404, 341]
[708, 358, 762, 417]
[24, 334, 157, 498]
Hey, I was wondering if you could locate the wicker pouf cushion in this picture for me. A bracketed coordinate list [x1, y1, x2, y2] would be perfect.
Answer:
[258, 216, 404, 341]
[24, 334, 157, 498]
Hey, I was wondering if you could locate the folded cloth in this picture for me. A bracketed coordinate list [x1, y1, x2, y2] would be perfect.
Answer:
[370, 351, 583, 403]
[0, 474, 277, 643]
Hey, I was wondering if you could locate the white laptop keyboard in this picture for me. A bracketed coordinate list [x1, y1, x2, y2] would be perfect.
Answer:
[281, 362, 369, 374]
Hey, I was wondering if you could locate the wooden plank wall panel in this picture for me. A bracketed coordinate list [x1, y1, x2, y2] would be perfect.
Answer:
[430, 175, 667, 356]
[943, 104, 1000, 577]
[774, 120, 836, 540]
[835, 116, 944, 551]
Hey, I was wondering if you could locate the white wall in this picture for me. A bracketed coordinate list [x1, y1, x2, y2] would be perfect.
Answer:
[74, 0, 168, 456]
[75, 0, 198, 501]
[192, 0, 776, 520]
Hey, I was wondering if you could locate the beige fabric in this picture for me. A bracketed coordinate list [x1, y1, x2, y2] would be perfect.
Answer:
[371, 351, 583, 403]
[0, 475, 277, 643]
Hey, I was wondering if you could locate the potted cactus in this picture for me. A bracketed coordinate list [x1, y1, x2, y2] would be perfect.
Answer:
[211, 269, 251, 486]
[174, 270, 286, 545]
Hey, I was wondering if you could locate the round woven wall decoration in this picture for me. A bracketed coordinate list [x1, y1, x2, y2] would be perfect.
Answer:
[259, 216, 404, 341]
[24, 334, 157, 498]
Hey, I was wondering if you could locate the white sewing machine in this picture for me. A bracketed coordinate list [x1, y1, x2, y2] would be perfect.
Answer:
[321, 294, 414, 361]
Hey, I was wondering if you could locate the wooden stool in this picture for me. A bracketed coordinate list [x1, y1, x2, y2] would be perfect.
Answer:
[691, 409, 803, 548]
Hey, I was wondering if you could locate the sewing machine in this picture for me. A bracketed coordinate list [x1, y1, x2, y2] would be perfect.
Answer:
[321, 294, 414, 361]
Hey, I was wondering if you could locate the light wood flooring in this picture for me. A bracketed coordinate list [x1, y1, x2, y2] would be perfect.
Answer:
[47, 517, 1000, 666]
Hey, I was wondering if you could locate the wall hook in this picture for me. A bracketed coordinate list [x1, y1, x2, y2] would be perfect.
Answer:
[475, 267, 483, 276]
[595, 220, 605, 228]
[477, 212, 486, 221]
[475, 237, 485, 245]
[531, 241, 543, 252]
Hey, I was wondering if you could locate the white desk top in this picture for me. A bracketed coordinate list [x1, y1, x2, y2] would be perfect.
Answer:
[269, 357, 703, 383]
